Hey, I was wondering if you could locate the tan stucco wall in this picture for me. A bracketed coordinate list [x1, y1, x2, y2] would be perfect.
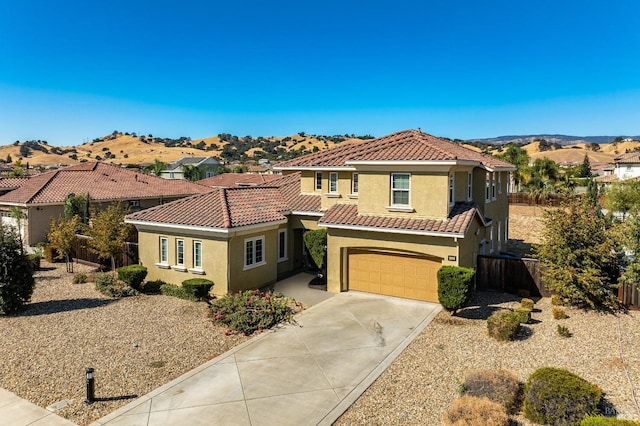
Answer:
[137, 229, 230, 296]
[228, 228, 280, 292]
[325, 228, 465, 294]
[26, 205, 65, 246]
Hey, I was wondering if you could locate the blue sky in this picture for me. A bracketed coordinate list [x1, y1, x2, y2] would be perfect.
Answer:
[1, 0, 639, 146]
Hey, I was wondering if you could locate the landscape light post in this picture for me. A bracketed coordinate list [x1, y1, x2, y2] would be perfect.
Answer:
[85, 367, 95, 404]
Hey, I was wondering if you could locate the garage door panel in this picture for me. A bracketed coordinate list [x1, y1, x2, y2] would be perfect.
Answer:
[348, 250, 441, 303]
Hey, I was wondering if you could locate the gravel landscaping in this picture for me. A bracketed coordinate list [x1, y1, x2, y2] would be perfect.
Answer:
[0, 261, 250, 425]
[336, 289, 640, 424]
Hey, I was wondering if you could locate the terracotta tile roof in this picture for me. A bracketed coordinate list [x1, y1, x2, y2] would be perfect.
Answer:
[594, 174, 619, 183]
[0, 177, 30, 190]
[319, 202, 485, 236]
[126, 186, 289, 229]
[614, 152, 640, 164]
[199, 173, 281, 188]
[256, 172, 322, 213]
[277, 130, 515, 171]
[0, 162, 211, 205]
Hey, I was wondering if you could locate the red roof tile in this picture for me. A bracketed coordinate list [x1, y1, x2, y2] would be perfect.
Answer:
[199, 173, 281, 188]
[277, 130, 515, 171]
[0, 162, 211, 205]
[614, 152, 640, 164]
[319, 202, 485, 236]
[256, 172, 322, 213]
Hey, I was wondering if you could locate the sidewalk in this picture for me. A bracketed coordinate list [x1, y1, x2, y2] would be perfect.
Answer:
[0, 387, 75, 426]
[92, 292, 441, 425]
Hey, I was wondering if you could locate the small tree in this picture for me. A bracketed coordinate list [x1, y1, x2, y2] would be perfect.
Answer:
[144, 158, 166, 176]
[437, 265, 475, 314]
[620, 213, 640, 292]
[182, 164, 203, 181]
[0, 224, 35, 314]
[604, 180, 640, 220]
[47, 215, 80, 272]
[576, 154, 592, 178]
[87, 202, 133, 270]
[303, 229, 327, 277]
[535, 197, 620, 309]
[64, 193, 92, 225]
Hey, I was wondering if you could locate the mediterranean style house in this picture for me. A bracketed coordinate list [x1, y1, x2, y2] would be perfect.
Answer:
[126, 130, 515, 302]
[613, 152, 640, 181]
[0, 162, 211, 245]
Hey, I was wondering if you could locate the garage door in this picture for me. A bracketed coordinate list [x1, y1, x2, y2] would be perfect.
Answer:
[348, 250, 441, 302]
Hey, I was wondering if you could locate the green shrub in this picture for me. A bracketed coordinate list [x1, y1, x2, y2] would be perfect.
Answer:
[43, 245, 57, 263]
[72, 273, 87, 284]
[523, 367, 602, 426]
[28, 253, 41, 270]
[581, 416, 640, 425]
[553, 306, 568, 319]
[142, 279, 165, 294]
[514, 307, 532, 324]
[551, 294, 564, 306]
[558, 324, 572, 337]
[461, 369, 521, 414]
[181, 278, 214, 299]
[520, 298, 535, 310]
[95, 273, 139, 298]
[437, 265, 475, 314]
[210, 289, 298, 335]
[117, 265, 148, 290]
[0, 227, 35, 315]
[487, 311, 521, 341]
[443, 396, 509, 426]
[160, 283, 197, 301]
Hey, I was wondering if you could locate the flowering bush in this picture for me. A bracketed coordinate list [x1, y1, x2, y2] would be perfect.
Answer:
[210, 290, 301, 335]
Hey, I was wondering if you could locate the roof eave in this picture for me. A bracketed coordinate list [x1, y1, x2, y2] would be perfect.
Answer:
[274, 166, 357, 172]
[317, 222, 465, 238]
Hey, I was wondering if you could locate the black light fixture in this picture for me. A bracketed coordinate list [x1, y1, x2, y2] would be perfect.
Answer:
[85, 367, 95, 404]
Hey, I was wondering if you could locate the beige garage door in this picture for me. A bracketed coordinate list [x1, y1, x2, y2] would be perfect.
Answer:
[348, 250, 441, 302]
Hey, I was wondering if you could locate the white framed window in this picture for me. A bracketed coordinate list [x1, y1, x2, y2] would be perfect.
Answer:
[448, 173, 455, 206]
[176, 239, 184, 266]
[159, 237, 168, 264]
[467, 172, 472, 201]
[315, 171, 322, 191]
[351, 173, 359, 194]
[129, 200, 140, 207]
[169, 172, 174, 179]
[498, 172, 502, 194]
[193, 241, 202, 269]
[278, 229, 287, 262]
[329, 172, 338, 193]
[491, 172, 496, 200]
[489, 226, 494, 253]
[391, 173, 410, 206]
[244, 236, 265, 269]
[497, 221, 502, 251]
[485, 172, 490, 202]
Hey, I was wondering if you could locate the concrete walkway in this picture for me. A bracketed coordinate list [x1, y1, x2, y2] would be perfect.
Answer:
[92, 291, 441, 426]
[0, 387, 75, 426]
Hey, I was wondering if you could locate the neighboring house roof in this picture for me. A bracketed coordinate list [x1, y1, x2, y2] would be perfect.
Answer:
[199, 173, 280, 188]
[319, 202, 489, 238]
[614, 152, 640, 164]
[0, 162, 211, 205]
[0, 177, 30, 191]
[594, 174, 619, 183]
[276, 129, 515, 171]
[126, 187, 289, 230]
[163, 156, 218, 172]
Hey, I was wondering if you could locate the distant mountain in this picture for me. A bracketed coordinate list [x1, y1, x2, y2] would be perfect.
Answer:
[466, 135, 640, 146]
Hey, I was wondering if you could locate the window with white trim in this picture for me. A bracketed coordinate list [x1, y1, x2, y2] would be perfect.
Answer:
[315, 172, 322, 191]
[498, 172, 502, 194]
[278, 229, 287, 262]
[485, 172, 490, 202]
[329, 172, 338, 193]
[391, 173, 410, 206]
[489, 225, 494, 253]
[351, 173, 359, 194]
[244, 236, 265, 269]
[159, 237, 168, 264]
[448, 173, 455, 206]
[467, 172, 472, 201]
[176, 239, 184, 266]
[491, 172, 496, 200]
[193, 241, 202, 269]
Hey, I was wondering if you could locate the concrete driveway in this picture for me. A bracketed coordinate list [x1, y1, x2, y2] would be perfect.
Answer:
[92, 291, 441, 426]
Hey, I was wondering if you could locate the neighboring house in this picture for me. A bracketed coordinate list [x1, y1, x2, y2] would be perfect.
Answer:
[614, 152, 640, 181]
[160, 156, 219, 180]
[126, 130, 515, 302]
[198, 173, 281, 188]
[0, 162, 211, 246]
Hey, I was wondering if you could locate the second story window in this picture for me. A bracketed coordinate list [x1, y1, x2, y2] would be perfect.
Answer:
[485, 172, 490, 202]
[498, 172, 502, 194]
[391, 173, 410, 206]
[315, 172, 322, 191]
[492, 172, 496, 200]
[448, 173, 455, 206]
[329, 172, 338, 193]
[468, 172, 472, 201]
[351, 173, 359, 194]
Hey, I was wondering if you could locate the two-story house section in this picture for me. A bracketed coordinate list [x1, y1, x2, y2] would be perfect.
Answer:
[276, 129, 515, 302]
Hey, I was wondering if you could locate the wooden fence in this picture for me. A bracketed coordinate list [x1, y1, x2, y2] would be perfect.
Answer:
[476, 255, 549, 297]
[619, 283, 640, 310]
[73, 235, 139, 269]
[508, 192, 566, 207]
